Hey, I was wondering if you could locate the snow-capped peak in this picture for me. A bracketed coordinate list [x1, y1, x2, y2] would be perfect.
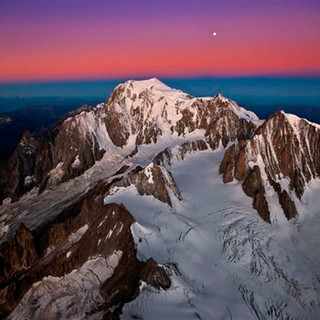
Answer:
[102, 79, 261, 149]
[213, 93, 259, 121]
[118, 78, 193, 104]
[213, 92, 228, 101]
[125, 78, 173, 92]
[227, 99, 259, 121]
[110, 79, 258, 120]
[281, 110, 320, 131]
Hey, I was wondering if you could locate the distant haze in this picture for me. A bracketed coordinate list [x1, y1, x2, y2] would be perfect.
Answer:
[0, 77, 319, 113]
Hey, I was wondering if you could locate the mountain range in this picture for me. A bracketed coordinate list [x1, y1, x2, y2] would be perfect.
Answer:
[0, 78, 320, 319]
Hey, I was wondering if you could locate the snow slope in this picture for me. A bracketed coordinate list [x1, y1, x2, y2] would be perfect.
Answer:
[105, 148, 320, 320]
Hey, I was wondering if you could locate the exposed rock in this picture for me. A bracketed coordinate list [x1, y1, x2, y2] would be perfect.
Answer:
[268, 178, 297, 220]
[253, 191, 270, 223]
[0, 223, 38, 285]
[220, 141, 248, 183]
[234, 145, 247, 181]
[219, 144, 237, 183]
[0, 108, 106, 205]
[132, 163, 181, 205]
[205, 100, 256, 150]
[103, 94, 131, 148]
[140, 258, 171, 290]
[220, 111, 320, 221]
[0, 187, 170, 318]
[242, 166, 265, 198]
[279, 190, 297, 220]
[242, 166, 271, 223]
[0, 132, 38, 203]
[246, 111, 320, 199]
[106, 163, 181, 206]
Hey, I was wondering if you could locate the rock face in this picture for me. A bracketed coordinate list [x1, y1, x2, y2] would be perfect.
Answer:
[251, 112, 320, 199]
[220, 111, 320, 222]
[242, 166, 270, 223]
[140, 258, 171, 290]
[0, 132, 38, 203]
[0, 186, 170, 318]
[106, 163, 181, 207]
[0, 109, 106, 204]
[0, 223, 38, 285]
[220, 140, 247, 183]
[104, 80, 257, 149]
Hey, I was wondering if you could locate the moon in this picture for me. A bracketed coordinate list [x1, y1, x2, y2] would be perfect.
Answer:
[213, 32, 217, 37]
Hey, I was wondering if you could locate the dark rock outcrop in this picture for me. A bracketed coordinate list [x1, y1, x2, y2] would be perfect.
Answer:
[0, 132, 38, 203]
[279, 190, 298, 220]
[140, 258, 171, 290]
[220, 141, 248, 183]
[0, 223, 38, 285]
[130, 163, 181, 206]
[106, 163, 181, 207]
[268, 178, 298, 220]
[242, 166, 270, 223]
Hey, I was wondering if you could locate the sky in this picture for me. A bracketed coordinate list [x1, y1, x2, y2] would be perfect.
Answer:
[0, 0, 320, 82]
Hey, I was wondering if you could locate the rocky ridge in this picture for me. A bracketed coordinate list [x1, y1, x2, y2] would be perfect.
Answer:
[220, 111, 320, 222]
[106, 163, 181, 207]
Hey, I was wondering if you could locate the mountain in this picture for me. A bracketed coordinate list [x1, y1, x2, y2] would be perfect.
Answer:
[0, 78, 258, 205]
[1, 79, 320, 319]
[220, 111, 320, 222]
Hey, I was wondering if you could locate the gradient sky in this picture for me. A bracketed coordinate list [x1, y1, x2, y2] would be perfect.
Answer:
[0, 0, 320, 82]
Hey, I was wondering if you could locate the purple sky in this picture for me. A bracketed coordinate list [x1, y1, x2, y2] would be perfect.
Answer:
[1, 0, 320, 81]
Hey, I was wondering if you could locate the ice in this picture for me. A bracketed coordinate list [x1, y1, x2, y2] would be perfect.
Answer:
[68, 224, 88, 243]
[144, 163, 154, 184]
[98, 215, 107, 228]
[71, 155, 81, 168]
